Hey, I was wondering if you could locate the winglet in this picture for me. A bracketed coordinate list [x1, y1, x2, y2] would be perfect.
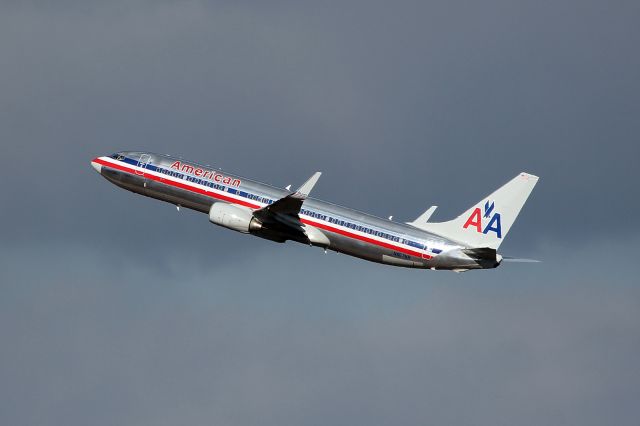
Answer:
[294, 172, 322, 198]
[406, 206, 438, 230]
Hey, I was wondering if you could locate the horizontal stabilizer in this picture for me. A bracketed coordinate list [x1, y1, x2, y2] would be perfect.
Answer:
[462, 247, 498, 260]
[501, 257, 541, 263]
[407, 206, 438, 230]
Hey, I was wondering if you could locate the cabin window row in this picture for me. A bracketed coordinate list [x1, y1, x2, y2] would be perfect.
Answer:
[324, 216, 402, 243]
[152, 161, 430, 251]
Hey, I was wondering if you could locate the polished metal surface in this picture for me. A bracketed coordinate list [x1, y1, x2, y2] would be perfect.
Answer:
[92, 151, 509, 270]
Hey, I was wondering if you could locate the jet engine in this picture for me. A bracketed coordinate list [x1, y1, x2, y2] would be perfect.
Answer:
[208, 202, 262, 234]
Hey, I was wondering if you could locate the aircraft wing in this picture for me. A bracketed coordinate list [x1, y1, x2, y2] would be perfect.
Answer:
[252, 172, 322, 241]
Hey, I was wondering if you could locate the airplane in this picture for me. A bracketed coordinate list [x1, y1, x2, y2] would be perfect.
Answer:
[91, 152, 538, 271]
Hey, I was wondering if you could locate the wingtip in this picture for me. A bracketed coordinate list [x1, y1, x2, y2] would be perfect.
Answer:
[519, 172, 540, 181]
[295, 171, 322, 197]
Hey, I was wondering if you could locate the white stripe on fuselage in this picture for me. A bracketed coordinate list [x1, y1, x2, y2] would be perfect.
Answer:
[98, 156, 443, 258]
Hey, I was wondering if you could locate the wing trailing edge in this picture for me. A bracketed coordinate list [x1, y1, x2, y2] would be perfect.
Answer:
[251, 171, 326, 245]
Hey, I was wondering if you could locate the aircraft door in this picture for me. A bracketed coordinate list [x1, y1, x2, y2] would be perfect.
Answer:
[422, 244, 432, 260]
[136, 154, 152, 176]
[136, 153, 152, 191]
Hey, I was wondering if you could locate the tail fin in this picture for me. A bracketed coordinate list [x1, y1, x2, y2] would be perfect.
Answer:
[410, 172, 539, 249]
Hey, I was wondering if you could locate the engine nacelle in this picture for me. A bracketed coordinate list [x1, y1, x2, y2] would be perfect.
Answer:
[208, 202, 262, 234]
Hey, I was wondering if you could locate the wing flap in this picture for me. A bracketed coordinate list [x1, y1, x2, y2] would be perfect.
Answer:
[252, 172, 323, 243]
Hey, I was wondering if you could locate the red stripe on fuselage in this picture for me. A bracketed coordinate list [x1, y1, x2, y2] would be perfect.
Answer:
[94, 157, 259, 209]
[94, 157, 432, 260]
[301, 218, 430, 259]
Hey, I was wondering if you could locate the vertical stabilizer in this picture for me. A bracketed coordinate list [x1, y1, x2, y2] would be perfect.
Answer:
[412, 173, 538, 249]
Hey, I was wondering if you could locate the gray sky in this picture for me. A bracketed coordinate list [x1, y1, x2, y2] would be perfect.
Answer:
[1, 1, 639, 425]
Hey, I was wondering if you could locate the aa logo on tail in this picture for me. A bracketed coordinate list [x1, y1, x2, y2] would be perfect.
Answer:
[463, 200, 502, 238]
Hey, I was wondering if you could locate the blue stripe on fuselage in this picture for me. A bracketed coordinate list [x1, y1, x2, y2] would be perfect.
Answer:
[115, 155, 440, 256]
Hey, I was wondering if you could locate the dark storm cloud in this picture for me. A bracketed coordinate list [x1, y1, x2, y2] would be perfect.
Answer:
[0, 1, 639, 425]
[1, 0, 638, 251]
[1, 239, 639, 426]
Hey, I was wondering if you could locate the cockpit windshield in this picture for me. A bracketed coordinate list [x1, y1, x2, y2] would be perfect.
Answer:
[110, 153, 125, 160]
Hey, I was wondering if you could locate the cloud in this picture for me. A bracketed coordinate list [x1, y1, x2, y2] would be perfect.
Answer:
[1, 0, 638, 249]
[0, 1, 639, 425]
[1, 235, 639, 426]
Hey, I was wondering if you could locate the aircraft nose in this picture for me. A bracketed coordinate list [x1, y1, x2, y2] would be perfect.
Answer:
[91, 158, 102, 174]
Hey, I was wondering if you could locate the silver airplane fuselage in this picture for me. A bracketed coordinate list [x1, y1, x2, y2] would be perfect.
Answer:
[91, 151, 506, 270]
